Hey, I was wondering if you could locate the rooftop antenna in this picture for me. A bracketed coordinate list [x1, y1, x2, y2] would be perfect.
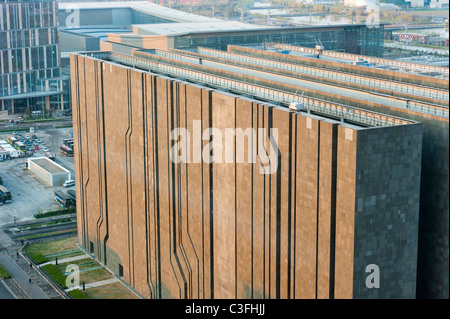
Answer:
[289, 89, 304, 111]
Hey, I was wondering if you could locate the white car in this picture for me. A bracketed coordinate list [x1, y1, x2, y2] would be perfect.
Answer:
[63, 180, 75, 187]
[42, 147, 49, 152]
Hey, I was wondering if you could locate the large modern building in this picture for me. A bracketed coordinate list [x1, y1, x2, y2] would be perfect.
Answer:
[58, 1, 385, 57]
[68, 41, 449, 298]
[0, 0, 70, 114]
[247, 44, 449, 299]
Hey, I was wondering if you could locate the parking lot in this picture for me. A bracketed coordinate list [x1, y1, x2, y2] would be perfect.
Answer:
[0, 126, 75, 226]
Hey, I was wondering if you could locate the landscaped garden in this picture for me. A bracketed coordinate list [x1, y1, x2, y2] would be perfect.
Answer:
[24, 237, 140, 299]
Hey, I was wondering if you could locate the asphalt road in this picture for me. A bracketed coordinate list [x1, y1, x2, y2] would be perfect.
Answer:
[0, 280, 14, 299]
[6, 220, 77, 241]
[0, 126, 75, 226]
[1, 118, 72, 131]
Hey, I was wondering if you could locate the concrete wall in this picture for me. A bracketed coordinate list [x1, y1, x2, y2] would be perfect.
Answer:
[28, 158, 53, 186]
[60, 30, 100, 52]
[352, 124, 422, 299]
[345, 100, 449, 299]
[58, 8, 131, 27]
[28, 157, 70, 187]
[71, 54, 423, 299]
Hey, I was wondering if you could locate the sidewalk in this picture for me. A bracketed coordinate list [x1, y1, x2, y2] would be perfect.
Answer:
[0, 229, 65, 299]
[65, 277, 119, 292]
[39, 254, 90, 267]
[0, 248, 49, 299]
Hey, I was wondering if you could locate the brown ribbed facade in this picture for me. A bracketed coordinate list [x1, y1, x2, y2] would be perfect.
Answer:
[71, 53, 422, 299]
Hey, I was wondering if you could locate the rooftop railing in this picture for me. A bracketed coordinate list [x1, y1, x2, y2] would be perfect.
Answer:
[81, 51, 415, 128]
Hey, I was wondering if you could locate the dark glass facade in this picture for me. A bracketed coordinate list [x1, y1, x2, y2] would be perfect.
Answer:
[174, 24, 384, 57]
[0, 0, 69, 114]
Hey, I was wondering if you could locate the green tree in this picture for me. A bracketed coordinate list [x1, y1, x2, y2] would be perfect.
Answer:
[25, 106, 31, 119]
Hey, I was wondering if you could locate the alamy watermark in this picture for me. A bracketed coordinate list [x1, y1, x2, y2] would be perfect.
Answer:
[170, 120, 279, 175]
[365, 264, 380, 289]
[65, 264, 80, 289]
[64, 4, 80, 29]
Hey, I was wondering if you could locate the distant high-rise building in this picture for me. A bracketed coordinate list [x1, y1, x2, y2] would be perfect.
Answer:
[0, 0, 69, 115]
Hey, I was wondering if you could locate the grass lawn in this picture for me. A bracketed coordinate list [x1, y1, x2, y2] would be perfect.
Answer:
[24, 237, 81, 263]
[25, 236, 140, 299]
[0, 264, 11, 279]
[84, 282, 140, 299]
[55, 259, 112, 284]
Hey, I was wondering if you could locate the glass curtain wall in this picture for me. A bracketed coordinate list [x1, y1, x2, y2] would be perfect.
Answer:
[0, 0, 67, 113]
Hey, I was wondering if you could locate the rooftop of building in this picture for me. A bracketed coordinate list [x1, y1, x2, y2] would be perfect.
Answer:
[132, 21, 273, 36]
[60, 27, 133, 41]
[76, 50, 418, 129]
[29, 157, 69, 174]
[175, 45, 447, 118]
[58, 1, 220, 23]
[257, 43, 450, 81]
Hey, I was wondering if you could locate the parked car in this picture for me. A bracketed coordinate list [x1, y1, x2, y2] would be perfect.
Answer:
[35, 145, 39, 150]
[42, 147, 49, 152]
[63, 180, 75, 187]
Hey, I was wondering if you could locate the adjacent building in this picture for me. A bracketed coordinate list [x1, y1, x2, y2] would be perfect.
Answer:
[58, 1, 385, 58]
[0, 0, 70, 114]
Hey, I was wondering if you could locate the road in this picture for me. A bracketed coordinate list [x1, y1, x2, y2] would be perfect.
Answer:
[0, 249, 50, 299]
[0, 280, 14, 299]
[0, 222, 73, 299]
[5, 220, 77, 241]
[1, 118, 72, 131]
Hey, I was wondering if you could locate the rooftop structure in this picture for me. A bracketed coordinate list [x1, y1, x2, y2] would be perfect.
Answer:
[260, 43, 449, 81]
[132, 21, 271, 36]
[58, 0, 219, 27]
[28, 156, 70, 186]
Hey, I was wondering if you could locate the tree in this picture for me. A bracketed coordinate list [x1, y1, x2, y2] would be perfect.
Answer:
[25, 106, 31, 118]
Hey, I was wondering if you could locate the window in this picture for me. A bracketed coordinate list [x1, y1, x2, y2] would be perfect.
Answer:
[118, 264, 124, 277]
[39, 28, 49, 46]
[46, 45, 53, 68]
[0, 32, 7, 50]
[31, 47, 38, 69]
[0, 75, 4, 96]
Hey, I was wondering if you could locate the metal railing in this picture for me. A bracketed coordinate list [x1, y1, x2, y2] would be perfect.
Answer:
[267, 43, 450, 77]
[83, 51, 414, 127]
[191, 47, 449, 103]
[154, 48, 449, 118]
